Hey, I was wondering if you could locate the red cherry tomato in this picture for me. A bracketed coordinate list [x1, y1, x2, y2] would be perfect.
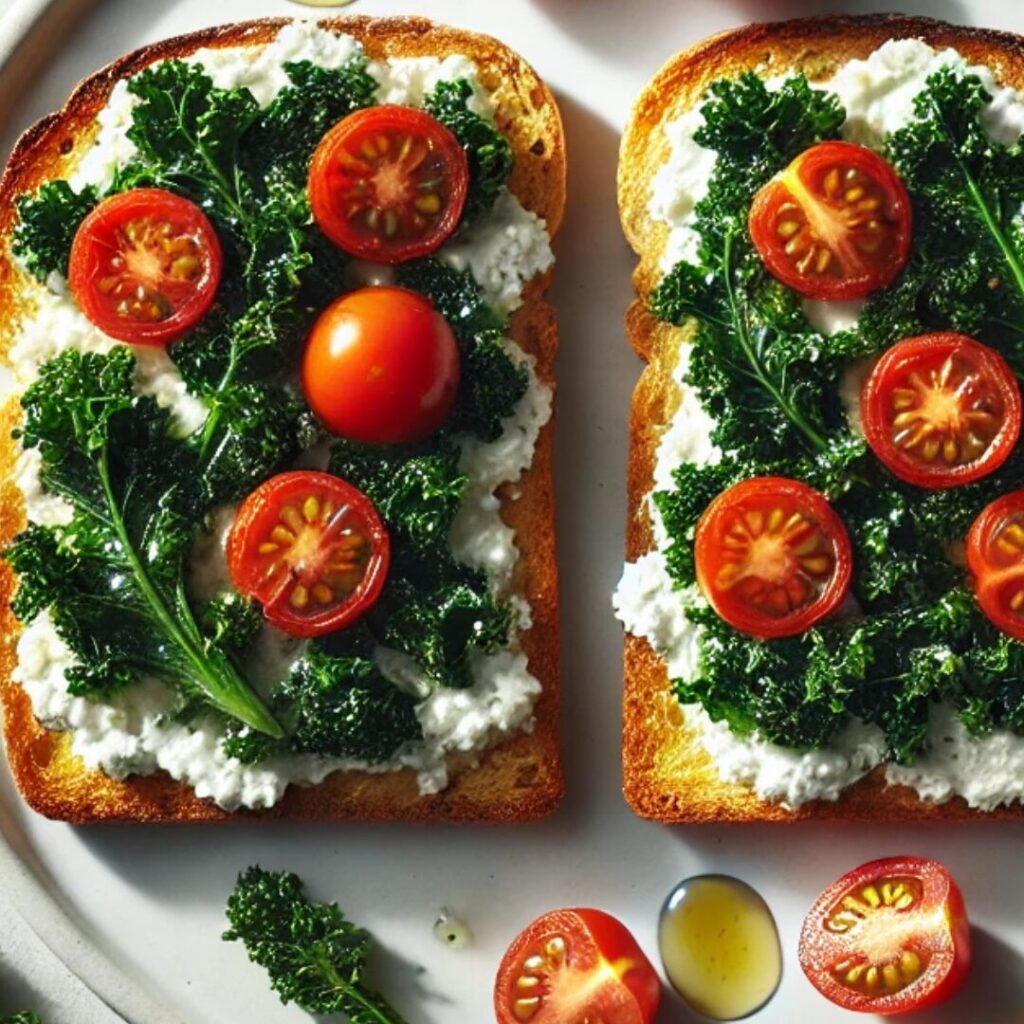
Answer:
[226, 471, 389, 638]
[694, 476, 853, 639]
[309, 105, 469, 263]
[495, 908, 660, 1024]
[301, 286, 460, 444]
[749, 141, 911, 300]
[799, 856, 971, 1015]
[68, 187, 222, 345]
[861, 332, 1021, 489]
[966, 489, 1024, 640]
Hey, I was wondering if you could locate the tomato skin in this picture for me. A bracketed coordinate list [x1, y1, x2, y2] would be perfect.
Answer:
[861, 333, 1022, 489]
[967, 490, 1024, 640]
[749, 141, 911, 300]
[301, 287, 460, 444]
[227, 471, 390, 638]
[799, 856, 971, 1016]
[68, 187, 222, 345]
[309, 105, 468, 263]
[495, 908, 660, 1024]
[694, 476, 853, 639]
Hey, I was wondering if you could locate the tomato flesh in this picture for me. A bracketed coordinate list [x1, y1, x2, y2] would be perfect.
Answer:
[301, 286, 460, 444]
[694, 476, 853, 639]
[227, 471, 389, 638]
[68, 187, 222, 345]
[309, 105, 468, 263]
[495, 909, 660, 1024]
[967, 490, 1024, 640]
[800, 856, 971, 1015]
[861, 333, 1021, 489]
[749, 141, 911, 300]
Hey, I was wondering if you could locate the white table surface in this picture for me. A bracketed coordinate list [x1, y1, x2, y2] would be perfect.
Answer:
[3, 1, 1024, 1023]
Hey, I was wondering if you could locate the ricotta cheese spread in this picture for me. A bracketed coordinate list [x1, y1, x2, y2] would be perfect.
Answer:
[9, 22, 555, 810]
[614, 38, 1024, 810]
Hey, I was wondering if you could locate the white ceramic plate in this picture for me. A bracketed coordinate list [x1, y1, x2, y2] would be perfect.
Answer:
[6, 1, 1024, 1022]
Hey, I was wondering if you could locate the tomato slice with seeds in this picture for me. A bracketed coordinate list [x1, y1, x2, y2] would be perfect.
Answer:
[799, 857, 971, 1015]
[226, 471, 390, 638]
[966, 489, 1024, 640]
[309, 105, 469, 263]
[861, 332, 1021, 489]
[495, 908, 660, 1024]
[68, 187, 222, 345]
[694, 477, 853, 639]
[749, 141, 911, 300]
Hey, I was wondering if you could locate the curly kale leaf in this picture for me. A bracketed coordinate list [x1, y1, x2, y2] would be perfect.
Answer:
[0, 1014, 43, 1024]
[425, 78, 513, 221]
[249, 58, 377, 187]
[650, 76, 851, 460]
[195, 382, 320, 505]
[330, 440, 466, 563]
[397, 259, 528, 440]
[10, 349, 280, 734]
[861, 65, 1024, 358]
[223, 633, 422, 766]
[12, 180, 97, 281]
[224, 867, 406, 1024]
[278, 641, 422, 762]
[328, 439, 511, 689]
[695, 72, 845, 201]
[377, 577, 513, 690]
[398, 257, 505, 339]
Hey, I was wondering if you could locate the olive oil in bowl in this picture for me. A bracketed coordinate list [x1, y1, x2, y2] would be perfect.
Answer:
[659, 874, 782, 1020]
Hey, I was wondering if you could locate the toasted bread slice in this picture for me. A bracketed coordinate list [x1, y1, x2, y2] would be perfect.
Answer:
[0, 16, 565, 823]
[619, 14, 1024, 823]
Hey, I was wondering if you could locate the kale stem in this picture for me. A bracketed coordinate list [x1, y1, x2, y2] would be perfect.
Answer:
[94, 442, 282, 737]
[721, 230, 829, 452]
[317, 956, 401, 1024]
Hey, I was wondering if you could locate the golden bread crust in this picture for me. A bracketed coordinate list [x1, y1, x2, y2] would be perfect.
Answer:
[0, 16, 565, 823]
[619, 14, 1024, 823]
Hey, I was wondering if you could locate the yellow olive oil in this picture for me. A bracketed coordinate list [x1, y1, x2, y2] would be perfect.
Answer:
[658, 874, 782, 1020]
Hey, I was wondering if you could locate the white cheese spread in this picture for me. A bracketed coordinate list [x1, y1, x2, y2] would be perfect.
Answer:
[10, 23, 553, 809]
[614, 38, 1024, 810]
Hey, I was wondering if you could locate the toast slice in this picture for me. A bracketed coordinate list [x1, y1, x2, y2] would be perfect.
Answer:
[619, 14, 1024, 823]
[0, 16, 565, 823]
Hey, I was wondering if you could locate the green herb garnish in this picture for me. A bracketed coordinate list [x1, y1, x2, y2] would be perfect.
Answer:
[224, 866, 406, 1024]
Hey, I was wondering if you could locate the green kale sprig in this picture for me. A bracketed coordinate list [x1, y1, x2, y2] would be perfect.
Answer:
[650, 73, 857, 460]
[859, 64, 1024, 356]
[224, 867, 406, 1024]
[9, 349, 281, 735]
[0, 1013, 43, 1024]
[329, 439, 515, 689]
[223, 629, 423, 766]
[12, 180, 96, 283]
[425, 78, 513, 222]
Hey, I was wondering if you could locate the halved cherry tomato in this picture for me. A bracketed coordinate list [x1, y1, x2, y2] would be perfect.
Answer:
[749, 141, 911, 300]
[799, 856, 971, 1015]
[226, 471, 389, 638]
[309, 105, 469, 263]
[301, 286, 460, 444]
[694, 476, 852, 639]
[861, 332, 1021, 489]
[495, 908, 660, 1024]
[967, 490, 1024, 640]
[68, 187, 222, 345]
